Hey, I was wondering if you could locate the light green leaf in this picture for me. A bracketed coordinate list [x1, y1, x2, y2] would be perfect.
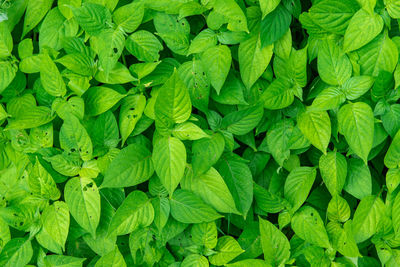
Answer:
[28, 157, 60, 200]
[385, 129, 400, 168]
[119, 94, 146, 144]
[191, 222, 218, 249]
[41, 201, 69, 250]
[352, 195, 385, 243]
[95, 246, 126, 267]
[181, 254, 209, 267]
[357, 33, 398, 76]
[262, 78, 295, 110]
[0, 61, 17, 94]
[44, 255, 85, 267]
[327, 221, 360, 257]
[338, 102, 374, 164]
[317, 39, 352, 86]
[112, 1, 144, 33]
[259, 218, 290, 266]
[342, 75, 374, 100]
[0, 22, 12, 58]
[327, 195, 351, 222]
[108, 190, 154, 236]
[208, 236, 244, 266]
[152, 136, 187, 195]
[192, 132, 225, 176]
[84, 86, 125, 117]
[101, 143, 154, 188]
[40, 54, 67, 97]
[0, 238, 33, 267]
[64, 177, 100, 237]
[172, 122, 209, 140]
[207, 0, 248, 32]
[71, 3, 111, 36]
[181, 166, 239, 214]
[201, 45, 232, 94]
[221, 105, 264, 136]
[344, 158, 372, 199]
[260, 4, 291, 47]
[22, 0, 53, 38]
[309, 0, 359, 35]
[291, 206, 331, 248]
[386, 168, 400, 193]
[59, 114, 93, 161]
[170, 189, 222, 223]
[311, 86, 346, 111]
[284, 167, 317, 213]
[343, 9, 383, 52]
[58, 0, 81, 19]
[126, 30, 163, 62]
[319, 152, 347, 196]
[6, 106, 55, 130]
[259, 0, 280, 19]
[298, 109, 331, 154]
[386, 0, 400, 18]
[188, 29, 217, 55]
[239, 34, 273, 89]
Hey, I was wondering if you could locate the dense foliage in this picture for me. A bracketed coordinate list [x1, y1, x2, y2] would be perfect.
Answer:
[0, 0, 400, 266]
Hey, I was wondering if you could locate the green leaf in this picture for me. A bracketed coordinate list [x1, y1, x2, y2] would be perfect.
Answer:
[192, 132, 225, 176]
[216, 155, 253, 216]
[262, 78, 295, 110]
[0, 238, 33, 267]
[41, 201, 70, 250]
[191, 222, 218, 249]
[154, 13, 190, 55]
[308, 0, 359, 35]
[385, 129, 400, 168]
[327, 195, 351, 222]
[226, 259, 270, 267]
[119, 94, 146, 144]
[201, 45, 232, 94]
[208, 236, 244, 266]
[170, 189, 222, 223]
[352, 195, 385, 243]
[344, 158, 372, 199]
[297, 109, 331, 154]
[112, 1, 144, 33]
[108, 190, 154, 236]
[154, 70, 192, 132]
[319, 152, 347, 196]
[152, 136, 187, 195]
[221, 105, 264, 135]
[172, 122, 209, 140]
[259, 218, 290, 266]
[386, 0, 400, 18]
[284, 167, 317, 213]
[125, 30, 163, 62]
[95, 246, 126, 267]
[239, 34, 273, 89]
[28, 157, 61, 200]
[181, 254, 208, 267]
[101, 143, 154, 188]
[327, 221, 360, 257]
[188, 29, 217, 55]
[44, 255, 85, 267]
[291, 206, 331, 248]
[6, 106, 55, 130]
[22, 0, 53, 38]
[311, 86, 346, 111]
[64, 177, 101, 237]
[338, 102, 374, 164]
[84, 86, 125, 117]
[59, 114, 93, 161]
[181, 166, 239, 214]
[40, 54, 67, 97]
[206, 0, 248, 32]
[343, 9, 383, 52]
[72, 3, 111, 36]
[260, 4, 291, 47]
[357, 33, 399, 76]
[342, 75, 374, 100]
[259, 0, 280, 19]
[0, 61, 17, 94]
[317, 39, 352, 86]
[386, 168, 400, 193]
[0, 22, 12, 58]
